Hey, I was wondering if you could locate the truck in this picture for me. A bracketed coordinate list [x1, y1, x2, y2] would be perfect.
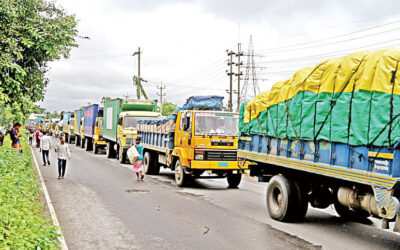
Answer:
[238, 48, 400, 232]
[138, 96, 247, 187]
[103, 98, 160, 163]
[74, 108, 84, 147]
[61, 111, 74, 143]
[82, 104, 106, 154]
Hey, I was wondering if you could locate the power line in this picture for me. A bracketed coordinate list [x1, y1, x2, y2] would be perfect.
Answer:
[256, 19, 400, 54]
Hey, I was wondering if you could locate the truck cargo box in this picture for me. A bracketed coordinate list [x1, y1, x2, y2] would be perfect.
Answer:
[74, 108, 84, 135]
[83, 104, 99, 138]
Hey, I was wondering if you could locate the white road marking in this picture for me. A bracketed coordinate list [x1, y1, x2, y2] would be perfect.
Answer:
[31, 147, 68, 250]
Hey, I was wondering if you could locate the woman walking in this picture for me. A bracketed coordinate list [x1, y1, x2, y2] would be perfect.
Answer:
[55, 137, 71, 179]
[133, 137, 144, 181]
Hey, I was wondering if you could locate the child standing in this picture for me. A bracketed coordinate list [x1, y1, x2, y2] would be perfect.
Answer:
[133, 137, 144, 181]
[55, 137, 71, 179]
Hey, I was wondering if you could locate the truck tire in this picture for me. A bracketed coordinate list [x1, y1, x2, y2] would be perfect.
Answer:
[85, 138, 92, 151]
[68, 134, 73, 144]
[76, 136, 80, 147]
[118, 144, 126, 163]
[175, 160, 189, 187]
[65, 134, 69, 143]
[227, 173, 242, 188]
[94, 144, 99, 154]
[80, 138, 85, 148]
[106, 142, 115, 158]
[143, 152, 160, 175]
[293, 181, 308, 221]
[266, 175, 302, 222]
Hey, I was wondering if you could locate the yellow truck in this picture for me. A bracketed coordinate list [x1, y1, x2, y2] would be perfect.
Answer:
[103, 99, 160, 163]
[138, 108, 246, 187]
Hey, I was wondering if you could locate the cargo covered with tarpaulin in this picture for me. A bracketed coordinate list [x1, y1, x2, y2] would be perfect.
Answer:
[240, 48, 400, 147]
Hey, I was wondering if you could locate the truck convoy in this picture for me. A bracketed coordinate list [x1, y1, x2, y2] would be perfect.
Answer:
[238, 48, 400, 232]
[103, 99, 160, 163]
[138, 96, 246, 187]
[82, 104, 106, 154]
[74, 108, 84, 147]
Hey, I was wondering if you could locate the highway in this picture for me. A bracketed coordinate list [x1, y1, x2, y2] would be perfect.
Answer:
[32, 137, 400, 249]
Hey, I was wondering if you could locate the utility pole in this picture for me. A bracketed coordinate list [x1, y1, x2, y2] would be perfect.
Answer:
[226, 50, 235, 111]
[157, 82, 166, 114]
[132, 47, 148, 99]
[235, 43, 243, 112]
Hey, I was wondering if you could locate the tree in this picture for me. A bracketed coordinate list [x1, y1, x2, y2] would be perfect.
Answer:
[162, 102, 178, 116]
[0, 0, 79, 120]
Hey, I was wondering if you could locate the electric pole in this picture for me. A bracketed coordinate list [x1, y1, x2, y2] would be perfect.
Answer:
[235, 43, 243, 112]
[226, 50, 235, 111]
[132, 47, 148, 99]
[157, 82, 166, 114]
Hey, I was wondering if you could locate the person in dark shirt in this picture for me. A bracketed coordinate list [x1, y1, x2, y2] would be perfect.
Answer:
[10, 123, 22, 154]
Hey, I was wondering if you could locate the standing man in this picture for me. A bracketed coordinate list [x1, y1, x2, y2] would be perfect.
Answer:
[40, 131, 52, 166]
[10, 123, 22, 154]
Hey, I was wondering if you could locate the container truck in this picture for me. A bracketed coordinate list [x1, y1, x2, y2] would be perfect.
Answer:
[74, 108, 84, 146]
[238, 48, 400, 232]
[82, 104, 106, 153]
[138, 96, 247, 187]
[61, 111, 74, 143]
[103, 98, 160, 163]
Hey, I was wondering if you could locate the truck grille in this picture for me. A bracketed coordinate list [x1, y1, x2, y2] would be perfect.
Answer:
[205, 151, 237, 161]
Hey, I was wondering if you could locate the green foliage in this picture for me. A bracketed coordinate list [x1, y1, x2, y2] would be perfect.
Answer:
[0, 0, 79, 117]
[162, 102, 178, 116]
[0, 135, 59, 248]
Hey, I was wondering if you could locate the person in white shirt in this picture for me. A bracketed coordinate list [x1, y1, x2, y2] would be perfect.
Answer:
[40, 131, 52, 166]
[55, 137, 71, 179]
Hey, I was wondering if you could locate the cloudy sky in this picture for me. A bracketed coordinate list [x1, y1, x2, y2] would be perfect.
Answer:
[40, 0, 400, 112]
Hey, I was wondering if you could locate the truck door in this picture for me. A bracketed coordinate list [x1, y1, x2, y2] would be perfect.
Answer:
[176, 111, 191, 147]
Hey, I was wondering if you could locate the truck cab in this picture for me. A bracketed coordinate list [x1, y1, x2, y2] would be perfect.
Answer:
[115, 111, 161, 162]
[79, 117, 85, 148]
[172, 110, 242, 186]
[93, 117, 106, 154]
[67, 118, 75, 143]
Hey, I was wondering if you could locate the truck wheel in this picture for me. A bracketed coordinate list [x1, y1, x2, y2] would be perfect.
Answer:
[175, 160, 188, 187]
[266, 175, 302, 222]
[65, 134, 69, 143]
[293, 181, 308, 221]
[76, 136, 80, 147]
[85, 138, 92, 151]
[80, 138, 85, 148]
[118, 144, 126, 163]
[227, 173, 242, 188]
[94, 144, 99, 154]
[106, 142, 114, 158]
[143, 152, 160, 175]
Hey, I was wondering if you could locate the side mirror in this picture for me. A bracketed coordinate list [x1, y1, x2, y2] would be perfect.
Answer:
[118, 117, 122, 125]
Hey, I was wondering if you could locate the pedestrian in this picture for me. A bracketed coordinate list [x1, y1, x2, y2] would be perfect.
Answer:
[28, 128, 34, 145]
[10, 123, 22, 154]
[35, 129, 41, 148]
[132, 136, 144, 181]
[55, 137, 71, 179]
[40, 131, 52, 166]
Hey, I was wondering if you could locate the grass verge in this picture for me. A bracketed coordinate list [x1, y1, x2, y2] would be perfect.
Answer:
[0, 132, 59, 249]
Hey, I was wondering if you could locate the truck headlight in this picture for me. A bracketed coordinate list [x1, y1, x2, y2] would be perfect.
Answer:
[195, 151, 204, 160]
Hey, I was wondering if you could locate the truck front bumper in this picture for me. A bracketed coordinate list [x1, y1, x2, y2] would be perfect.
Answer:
[190, 160, 247, 170]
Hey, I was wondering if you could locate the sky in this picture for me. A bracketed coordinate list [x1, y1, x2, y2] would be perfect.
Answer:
[40, 0, 400, 112]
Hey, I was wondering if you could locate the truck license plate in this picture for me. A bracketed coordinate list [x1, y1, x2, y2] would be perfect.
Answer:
[218, 162, 229, 167]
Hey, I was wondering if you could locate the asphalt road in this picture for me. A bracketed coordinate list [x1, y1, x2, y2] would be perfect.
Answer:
[32, 137, 400, 249]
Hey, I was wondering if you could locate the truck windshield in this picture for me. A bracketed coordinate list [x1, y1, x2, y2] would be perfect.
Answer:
[124, 116, 157, 129]
[195, 113, 239, 136]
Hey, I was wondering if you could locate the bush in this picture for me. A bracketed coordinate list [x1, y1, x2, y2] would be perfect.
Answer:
[0, 133, 59, 248]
